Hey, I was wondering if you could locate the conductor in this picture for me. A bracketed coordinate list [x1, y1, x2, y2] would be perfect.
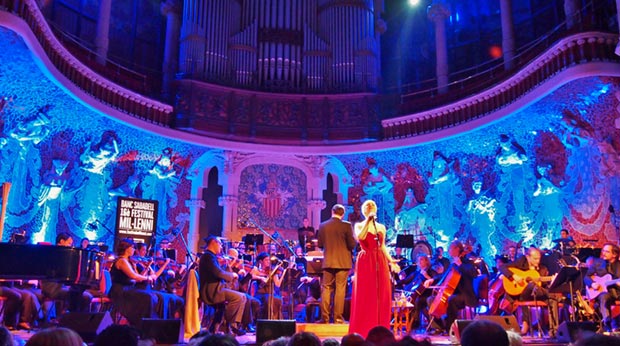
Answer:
[317, 204, 357, 323]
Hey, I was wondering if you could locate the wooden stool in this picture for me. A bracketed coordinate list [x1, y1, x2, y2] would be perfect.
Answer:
[391, 301, 414, 337]
[514, 300, 549, 337]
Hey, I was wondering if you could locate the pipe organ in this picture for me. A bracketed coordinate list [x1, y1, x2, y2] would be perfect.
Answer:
[179, 0, 383, 92]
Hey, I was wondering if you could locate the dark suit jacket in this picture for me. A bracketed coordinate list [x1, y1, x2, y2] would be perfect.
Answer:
[317, 217, 356, 269]
[198, 250, 235, 305]
[452, 257, 479, 307]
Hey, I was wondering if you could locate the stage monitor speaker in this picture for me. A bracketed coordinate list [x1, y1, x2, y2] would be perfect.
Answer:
[449, 319, 475, 344]
[474, 315, 519, 333]
[556, 321, 598, 343]
[140, 318, 184, 344]
[256, 319, 296, 344]
[58, 311, 113, 343]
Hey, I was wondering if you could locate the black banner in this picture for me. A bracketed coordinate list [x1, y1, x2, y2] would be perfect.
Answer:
[115, 197, 158, 249]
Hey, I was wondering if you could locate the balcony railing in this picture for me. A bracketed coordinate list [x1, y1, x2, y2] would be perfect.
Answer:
[0, 0, 172, 127]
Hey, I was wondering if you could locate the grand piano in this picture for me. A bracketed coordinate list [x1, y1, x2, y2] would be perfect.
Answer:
[0, 243, 103, 287]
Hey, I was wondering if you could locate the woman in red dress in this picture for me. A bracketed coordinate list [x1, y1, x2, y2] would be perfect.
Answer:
[349, 200, 400, 337]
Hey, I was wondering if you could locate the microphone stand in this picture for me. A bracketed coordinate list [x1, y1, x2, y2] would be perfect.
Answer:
[247, 217, 296, 257]
[371, 215, 381, 327]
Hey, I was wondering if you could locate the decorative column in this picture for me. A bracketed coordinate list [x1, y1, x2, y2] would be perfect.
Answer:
[94, 0, 112, 65]
[499, 0, 516, 70]
[161, 0, 182, 99]
[307, 199, 326, 229]
[218, 195, 239, 241]
[427, 2, 450, 94]
[185, 198, 205, 257]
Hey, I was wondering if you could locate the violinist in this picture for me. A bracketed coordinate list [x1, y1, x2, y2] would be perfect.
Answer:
[252, 252, 292, 320]
[399, 254, 441, 331]
[134, 243, 184, 320]
[109, 239, 167, 327]
[199, 236, 247, 336]
[225, 248, 260, 333]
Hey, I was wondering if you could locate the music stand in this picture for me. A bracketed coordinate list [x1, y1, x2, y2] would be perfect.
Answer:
[396, 235, 415, 248]
[549, 265, 583, 322]
[243, 234, 264, 247]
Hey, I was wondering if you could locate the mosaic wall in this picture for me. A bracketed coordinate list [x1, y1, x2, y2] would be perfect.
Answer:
[1, 26, 619, 263]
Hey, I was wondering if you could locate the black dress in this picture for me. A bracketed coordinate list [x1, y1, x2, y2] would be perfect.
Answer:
[109, 259, 158, 327]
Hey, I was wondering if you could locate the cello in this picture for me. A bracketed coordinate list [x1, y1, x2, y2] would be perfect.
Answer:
[428, 266, 461, 318]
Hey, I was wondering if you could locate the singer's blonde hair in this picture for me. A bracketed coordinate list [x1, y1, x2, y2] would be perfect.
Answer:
[361, 200, 377, 218]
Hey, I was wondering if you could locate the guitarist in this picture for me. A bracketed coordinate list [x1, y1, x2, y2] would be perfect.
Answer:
[584, 242, 620, 332]
[434, 240, 478, 334]
[399, 254, 441, 331]
[499, 247, 558, 336]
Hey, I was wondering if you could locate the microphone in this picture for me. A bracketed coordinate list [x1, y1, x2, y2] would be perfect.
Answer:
[368, 212, 376, 220]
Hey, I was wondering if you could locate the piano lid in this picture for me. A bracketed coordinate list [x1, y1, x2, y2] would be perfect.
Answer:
[0, 243, 102, 285]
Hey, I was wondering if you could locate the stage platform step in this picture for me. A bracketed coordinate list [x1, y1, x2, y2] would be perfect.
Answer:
[295, 323, 349, 338]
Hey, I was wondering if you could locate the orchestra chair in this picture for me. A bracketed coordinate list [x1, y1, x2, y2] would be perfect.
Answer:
[89, 270, 112, 313]
[305, 300, 321, 322]
[193, 270, 228, 333]
[460, 275, 489, 319]
[513, 300, 549, 337]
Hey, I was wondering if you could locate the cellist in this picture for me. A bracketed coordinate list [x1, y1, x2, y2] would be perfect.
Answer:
[429, 240, 478, 334]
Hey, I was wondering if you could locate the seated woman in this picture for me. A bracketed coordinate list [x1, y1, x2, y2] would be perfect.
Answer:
[109, 239, 169, 327]
[251, 252, 293, 320]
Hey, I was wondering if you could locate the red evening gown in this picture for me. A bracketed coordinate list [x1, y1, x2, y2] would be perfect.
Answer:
[348, 231, 392, 337]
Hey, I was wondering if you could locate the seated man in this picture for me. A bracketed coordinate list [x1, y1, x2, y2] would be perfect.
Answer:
[199, 236, 247, 336]
[38, 233, 92, 314]
[499, 246, 558, 336]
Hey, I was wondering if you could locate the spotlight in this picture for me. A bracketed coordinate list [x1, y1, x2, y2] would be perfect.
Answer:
[408, 0, 421, 7]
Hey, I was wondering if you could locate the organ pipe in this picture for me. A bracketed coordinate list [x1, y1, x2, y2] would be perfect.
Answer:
[178, 0, 382, 91]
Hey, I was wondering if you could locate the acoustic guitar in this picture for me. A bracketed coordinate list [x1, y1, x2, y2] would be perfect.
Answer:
[501, 268, 554, 296]
[585, 274, 620, 300]
[429, 266, 461, 318]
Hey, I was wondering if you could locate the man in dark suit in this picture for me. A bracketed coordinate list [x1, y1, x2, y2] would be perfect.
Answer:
[317, 204, 357, 323]
[199, 236, 247, 336]
[584, 242, 620, 332]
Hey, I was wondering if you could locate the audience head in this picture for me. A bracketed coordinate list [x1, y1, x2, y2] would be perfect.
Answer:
[574, 333, 620, 346]
[331, 204, 345, 218]
[287, 332, 321, 346]
[25, 327, 84, 346]
[80, 237, 90, 249]
[460, 320, 509, 346]
[195, 334, 239, 346]
[505, 331, 523, 346]
[116, 238, 136, 256]
[322, 338, 339, 346]
[263, 336, 290, 346]
[341, 333, 365, 346]
[366, 326, 396, 346]
[0, 326, 13, 346]
[94, 324, 141, 346]
[56, 232, 73, 246]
